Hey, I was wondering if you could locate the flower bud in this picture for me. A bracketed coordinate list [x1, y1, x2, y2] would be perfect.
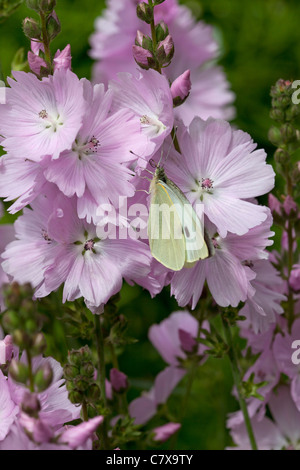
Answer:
[40, 0, 56, 14]
[136, 2, 153, 24]
[31, 333, 47, 356]
[171, 70, 192, 107]
[74, 376, 90, 392]
[34, 362, 53, 392]
[290, 265, 300, 292]
[270, 108, 285, 122]
[132, 45, 153, 69]
[268, 194, 282, 215]
[283, 195, 298, 217]
[268, 126, 282, 146]
[12, 329, 31, 349]
[9, 359, 29, 385]
[26, 0, 41, 11]
[110, 368, 128, 393]
[21, 391, 41, 416]
[68, 390, 84, 405]
[80, 361, 95, 378]
[64, 364, 79, 380]
[155, 21, 169, 42]
[156, 34, 174, 66]
[86, 383, 101, 403]
[53, 44, 72, 71]
[46, 11, 61, 40]
[274, 148, 289, 165]
[280, 123, 297, 142]
[23, 17, 42, 41]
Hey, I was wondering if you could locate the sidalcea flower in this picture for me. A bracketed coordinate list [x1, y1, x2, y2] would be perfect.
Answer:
[148, 311, 208, 366]
[228, 387, 300, 450]
[0, 69, 85, 161]
[109, 69, 174, 158]
[129, 366, 185, 425]
[239, 259, 286, 333]
[2, 190, 152, 308]
[171, 212, 274, 309]
[44, 80, 146, 221]
[164, 118, 275, 238]
[0, 370, 18, 441]
[153, 422, 181, 442]
[90, 0, 234, 123]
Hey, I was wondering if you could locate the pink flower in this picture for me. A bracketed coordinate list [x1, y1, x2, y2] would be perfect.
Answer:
[109, 69, 174, 158]
[0, 69, 86, 161]
[110, 368, 128, 393]
[171, 212, 274, 309]
[44, 80, 145, 222]
[58, 416, 103, 449]
[0, 336, 15, 365]
[228, 387, 300, 450]
[129, 366, 185, 425]
[0, 370, 18, 441]
[164, 118, 275, 237]
[148, 311, 208, 366]
[153, 422, 181, 442]
[90, 0, 234, 123]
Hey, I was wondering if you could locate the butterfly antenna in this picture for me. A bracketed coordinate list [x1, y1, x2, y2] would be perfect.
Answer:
[159, 126, 179, 167]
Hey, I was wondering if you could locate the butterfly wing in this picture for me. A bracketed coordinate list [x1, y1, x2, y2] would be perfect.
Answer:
[159, 180, 209, 264]
[148, 180, 186, 271]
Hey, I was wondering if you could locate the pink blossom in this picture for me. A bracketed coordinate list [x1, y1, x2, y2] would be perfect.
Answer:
[164, 118, 275, 238]
[0, 370, 18, 441]
[0, 336, 15, 365]
[129, 366, 185, 425]
[290, 265, 300, 291]
[283, 195, 297, 215]
[148, 311, 208, 366]
[110, 368, 128, 393]
[109, 69, 174, 159]
[228, 387, 300, 450]
[0, 69, 86, 161]
[268, 193, 282, 215]
[153, 422, 181, 442]
[58, 416, 103, 449]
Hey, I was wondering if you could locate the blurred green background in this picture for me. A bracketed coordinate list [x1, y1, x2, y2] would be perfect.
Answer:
[0, 0, 299, 450]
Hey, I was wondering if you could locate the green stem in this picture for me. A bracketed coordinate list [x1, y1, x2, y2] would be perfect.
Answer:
[40, 11, 52, 72]
[94, 315, 108, 449]
[221, 316, 258, 450]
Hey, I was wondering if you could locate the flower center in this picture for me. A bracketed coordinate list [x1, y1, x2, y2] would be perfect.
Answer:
[39, 109, 64, 133]
[140, 114, 166, 137]
[201, 178, 214, 191]
[41, 229, 52, 243]
[84, 239, 95, 251]
[72, 136, 100, 158]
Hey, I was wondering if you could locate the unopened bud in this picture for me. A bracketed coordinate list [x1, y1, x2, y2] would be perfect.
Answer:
[268, 126, 282, 146]
[46, 11, 61, 40]
[268, 194, 282, 215]
[9, 359, 29, 385]
[132, 45, 153, 69]
[290, 265, 300, 292]
[21, 391, 41, 416]
[280, 123, 297, 142]
[171, 70, 192, 107]
[110, 368, 128, 393]
[86, 383, 101, 403]
[31, 333, 47, 356]
[23, 17, 42, 40]
[274, 148, 289, 164]
[63, 364, 79, 380]
[156, 34, 174, 66]
[40, 0, 56, 14]
[136, 2, 153, 24]
[53, 44, 71, 71]
[12, 329, 31, 349]
[80, 361, 95, 378]
[68, 390, 84, 404]
[270, 108, 285, 122]
[34, 362, 53, 392]
[283, 195, 298, 217]
[155, 21, 169, 42]
[26, 0, 41, 11]
[74, 376, 90, 392]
